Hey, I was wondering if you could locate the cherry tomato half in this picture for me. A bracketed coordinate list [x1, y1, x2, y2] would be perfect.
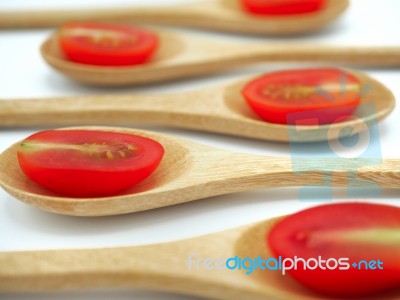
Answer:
[59, 22, 159, 66]
[242, 68, 362, 125]
[17, 130, 164, 197]
[267, 203, 400, 297]
[241, 0, 326, 15]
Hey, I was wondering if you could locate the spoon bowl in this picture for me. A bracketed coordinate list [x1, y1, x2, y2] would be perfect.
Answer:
[0, 216, 399, 299]
[0, 0, 349, 35]
[1, 126, 400, 216]
[222, 70, 395, 141]
[0, 70, 395, 142]
[40, 27, 400, 86]
[0, 127, 194, 216]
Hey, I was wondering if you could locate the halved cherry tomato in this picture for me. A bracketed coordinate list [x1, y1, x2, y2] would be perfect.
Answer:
[241, 0, 326, 15]
[17, 130, 164, 197]
[267, 203, 400, 297]
[242, 68, 361, 125]
[59, 22, 159, 66]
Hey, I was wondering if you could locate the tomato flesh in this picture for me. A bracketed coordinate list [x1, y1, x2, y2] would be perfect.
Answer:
[17, 130, 164, 197]
[241, 0, 326, 15]
[59, 22, 159, 66]
[267, 203, 400, 297]
[242, 68, 362, 125]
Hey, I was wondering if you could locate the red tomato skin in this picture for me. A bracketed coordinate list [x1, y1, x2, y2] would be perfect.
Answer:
[17, 130, 164, 198]
[59, 23, 159, 66]
[17, 157, 160, 198]
[241, 0, 326, 15]
[242, 68, 362, 125]
[249, 102, 358, 125]
[267, 203, 400, 297]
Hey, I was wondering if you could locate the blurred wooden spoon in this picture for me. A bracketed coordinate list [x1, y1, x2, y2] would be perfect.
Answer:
[0, 0, 348, 35]
[0, 215, 399, 299]
[40, 28, 400, 86]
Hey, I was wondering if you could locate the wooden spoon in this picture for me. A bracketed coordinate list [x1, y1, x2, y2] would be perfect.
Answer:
[1, 126, 400, 217]
[0, 0, 349, 35]
[0, 217, 399, 299]
[0, 70, 395, 143]
[40, 28, 400, 86]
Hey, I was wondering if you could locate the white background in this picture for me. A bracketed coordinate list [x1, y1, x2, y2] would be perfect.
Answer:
[1, 0, 400, 299]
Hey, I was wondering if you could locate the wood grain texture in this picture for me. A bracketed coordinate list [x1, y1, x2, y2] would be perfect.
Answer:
[0, 0, 348, 36]
[0, 219, 399, 299]
[0, 70, 395, 142]
[40, 28, 400, 86]
[0, 126, 399, 216]
[0, 219, 400, 300]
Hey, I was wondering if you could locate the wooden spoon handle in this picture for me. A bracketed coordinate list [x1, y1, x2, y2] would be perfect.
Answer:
[225, 155, 400, 191]
[0, 3, 207, 29]
[231, 44, 400, 68]
[0, 95, 180, 127]
[0, 91, 227, 128]
[0, 230, 248, 297]
[0, 246, 155, 292]
[299, 159, 400, 189]
[0, 244, 200, 293]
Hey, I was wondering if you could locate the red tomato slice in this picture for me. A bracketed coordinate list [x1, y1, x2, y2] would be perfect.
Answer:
[241, 0, 326, 15]
[17, 130, 164, 197]
[59, 22, 159, 66]
[267, 203, 400, 297]
[242, 68, 362, 125]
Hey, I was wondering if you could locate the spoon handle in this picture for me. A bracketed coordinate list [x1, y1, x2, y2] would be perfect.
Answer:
[0, 229, 252, 298]
[230, 44, 400, 68]
[0, 2, 207, 29]
[0, 90, 236, 129]
[0, 244, 199, 293]
[220, 154, 400, 191]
